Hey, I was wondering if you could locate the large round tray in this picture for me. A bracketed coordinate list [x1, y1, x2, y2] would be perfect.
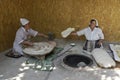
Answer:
[23, 41, 56, 56]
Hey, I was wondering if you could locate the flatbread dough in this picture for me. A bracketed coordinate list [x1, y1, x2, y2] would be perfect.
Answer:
[61, 27, 75, 38]
[23, 42, 55, 56]
[92, 48, 116, 68]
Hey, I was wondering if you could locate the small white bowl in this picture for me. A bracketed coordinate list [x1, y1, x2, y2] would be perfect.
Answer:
[70, 43, 76, 46]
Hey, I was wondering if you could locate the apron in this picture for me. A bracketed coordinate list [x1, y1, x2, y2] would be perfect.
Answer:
[83, 40, 102, 52]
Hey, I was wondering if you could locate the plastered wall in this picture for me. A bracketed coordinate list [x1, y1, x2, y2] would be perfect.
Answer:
[0, 0, 120, 52]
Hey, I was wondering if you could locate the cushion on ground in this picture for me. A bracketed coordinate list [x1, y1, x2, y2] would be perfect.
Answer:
[109, 44, 120, 62]
[92, 48, 116, 68]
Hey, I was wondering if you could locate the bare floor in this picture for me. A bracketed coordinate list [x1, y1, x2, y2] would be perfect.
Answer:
[0, 39, 120, 80]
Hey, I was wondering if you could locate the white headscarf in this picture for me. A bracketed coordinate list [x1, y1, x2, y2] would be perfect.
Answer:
[89, 18, 99, 27]
[20, 18, 29, 26]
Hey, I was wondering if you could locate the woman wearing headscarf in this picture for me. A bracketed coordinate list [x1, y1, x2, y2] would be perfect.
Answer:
[71, 19, 104, 52]
[6, 18, 48, 58]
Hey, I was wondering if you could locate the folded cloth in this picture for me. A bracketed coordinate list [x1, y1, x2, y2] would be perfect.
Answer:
[5, 51, 23, 58]
[61, 27, 75, 38]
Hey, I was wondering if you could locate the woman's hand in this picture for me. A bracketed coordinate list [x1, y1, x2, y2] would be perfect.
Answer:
[27, 42, 33, 46]
[22, 41, 33, 46]
[71, 32, 77, 36]
[97, 41, 102, 45]
[97, 39, 104, 45]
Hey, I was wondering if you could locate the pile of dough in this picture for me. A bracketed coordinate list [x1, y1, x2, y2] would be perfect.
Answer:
[61, 27, 75, 38]
[92, 48, 116, 68]
[23, 42, 55, 56]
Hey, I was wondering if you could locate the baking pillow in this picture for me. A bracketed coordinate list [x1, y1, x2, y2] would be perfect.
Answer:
[92, 48, 116, 68]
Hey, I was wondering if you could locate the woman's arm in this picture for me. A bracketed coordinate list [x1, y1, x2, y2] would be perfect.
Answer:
[22, 41, 33, 46]
[71, 28, 85, 36]
[37, 33, 48, 38]
[98, 28, 104, 45]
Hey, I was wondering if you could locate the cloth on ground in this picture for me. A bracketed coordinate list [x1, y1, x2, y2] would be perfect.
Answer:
[25, 47, 63, 71]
